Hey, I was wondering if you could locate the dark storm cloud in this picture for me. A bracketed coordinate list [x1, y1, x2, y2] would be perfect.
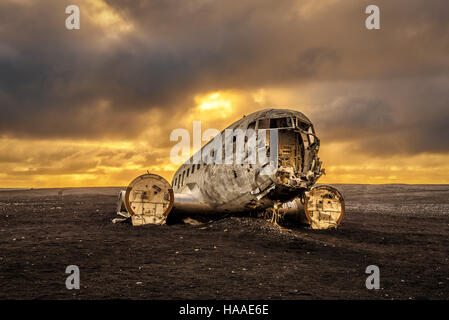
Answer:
[309, 76, 449, 156]
[0, 0, 448, 158]
[0, 0, 200, 138]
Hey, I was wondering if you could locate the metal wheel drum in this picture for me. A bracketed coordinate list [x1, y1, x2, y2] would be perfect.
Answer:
[125, 173, 174, 226]
[304, 185, 344, 229]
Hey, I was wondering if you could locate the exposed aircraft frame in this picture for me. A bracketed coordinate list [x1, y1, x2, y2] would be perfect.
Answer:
[114, 109, 344, 229]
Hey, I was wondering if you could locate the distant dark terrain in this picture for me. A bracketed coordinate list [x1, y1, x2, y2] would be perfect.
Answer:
[0, 184, 448, 299]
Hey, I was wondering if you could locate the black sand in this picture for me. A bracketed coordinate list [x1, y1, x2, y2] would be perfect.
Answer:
[0, 185, 448, 299]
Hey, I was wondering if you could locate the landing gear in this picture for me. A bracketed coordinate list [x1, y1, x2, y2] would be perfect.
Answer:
[264, 201, 286, 226]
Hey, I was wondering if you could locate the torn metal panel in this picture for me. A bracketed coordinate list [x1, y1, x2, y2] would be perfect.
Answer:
[112, 190, 131, 223]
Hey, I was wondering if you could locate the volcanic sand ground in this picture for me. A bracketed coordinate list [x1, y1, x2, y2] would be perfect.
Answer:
[0, 184, 448, 299]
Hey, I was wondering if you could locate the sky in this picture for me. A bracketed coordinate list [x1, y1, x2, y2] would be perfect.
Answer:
[0, 0, 449, 187]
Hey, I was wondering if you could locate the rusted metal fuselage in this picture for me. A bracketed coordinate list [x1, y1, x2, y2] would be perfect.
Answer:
[115, 109, 344, 229]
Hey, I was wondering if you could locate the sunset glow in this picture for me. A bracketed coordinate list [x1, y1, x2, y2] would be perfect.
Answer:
[1, 0, 448, 188]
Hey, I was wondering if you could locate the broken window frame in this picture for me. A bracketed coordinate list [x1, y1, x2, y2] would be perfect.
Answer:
[296, 117, 318, 147]
[256, 117, 295, 130]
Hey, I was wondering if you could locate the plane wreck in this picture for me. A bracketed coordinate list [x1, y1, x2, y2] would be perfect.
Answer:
[114, 109, 344, 230]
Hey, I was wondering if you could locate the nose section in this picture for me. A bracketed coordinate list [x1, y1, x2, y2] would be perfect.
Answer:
[276, 126, 322, 189]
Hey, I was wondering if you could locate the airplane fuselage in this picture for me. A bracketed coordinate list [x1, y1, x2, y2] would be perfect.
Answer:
[116, 108, 344, 229]
[171, 109, 323, 214]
